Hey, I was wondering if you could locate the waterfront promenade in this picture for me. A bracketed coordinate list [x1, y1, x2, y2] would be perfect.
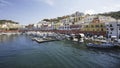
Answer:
[21, 29, 106, 36]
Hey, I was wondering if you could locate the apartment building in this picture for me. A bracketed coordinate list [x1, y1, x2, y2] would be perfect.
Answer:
[106, 21, 120, 40]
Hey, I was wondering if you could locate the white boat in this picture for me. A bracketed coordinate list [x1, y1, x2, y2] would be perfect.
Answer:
[86, 41, 115, 48]
[2, 32, 12, 35]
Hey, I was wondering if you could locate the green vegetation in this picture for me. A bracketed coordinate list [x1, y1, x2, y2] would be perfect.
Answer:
[9, 28, 18, 30]
[42, 15, 70, 23]
[0, 20, 18, 24]
[99, 11, 120, 19]
[42, 11, 120, 24]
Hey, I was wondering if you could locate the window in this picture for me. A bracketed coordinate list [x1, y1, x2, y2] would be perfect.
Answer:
[110, 24, 113, 27]
[86, 25, 88, 28]
[91, 25, 94, 28]
[72, 22, 75, 25]
[109, 35, 111, 38]
[110, 28, 114, 31]
[101, 25, 103, 27]
[79, 17, 81, 20]
[97, 29, 99, 31]
[101, 29, 104, 31]
[96, 25, 99, 27]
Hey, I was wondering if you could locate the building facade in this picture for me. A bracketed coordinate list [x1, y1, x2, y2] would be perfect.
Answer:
[106, 21, 120, 40]
[83, 15, 116, 23]
[82, 17, 107, 36]
[0, 22, 21, 30]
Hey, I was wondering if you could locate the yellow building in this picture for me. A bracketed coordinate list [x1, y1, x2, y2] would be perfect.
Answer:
[54, 22, 63, 30]
[82, 17, 106, 32]
[82, 23, 106, 32]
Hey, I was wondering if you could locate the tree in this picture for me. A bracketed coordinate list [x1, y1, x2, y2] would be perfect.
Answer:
[43, 19, 50, 22]
[99, 11, 120, 19]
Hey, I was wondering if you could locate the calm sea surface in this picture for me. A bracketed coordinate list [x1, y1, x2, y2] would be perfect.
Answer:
[0, 35, 120, 68]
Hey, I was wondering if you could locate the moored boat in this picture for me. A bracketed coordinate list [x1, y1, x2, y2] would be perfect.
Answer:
[86, 41, 115, 48]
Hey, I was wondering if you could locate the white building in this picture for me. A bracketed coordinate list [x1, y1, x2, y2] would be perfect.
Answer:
[59, 18, 70, 30]
[106, 20, 120, 41]
[98, 15, 116, 23]
[83, 15, 116, 23]
[84, 14, 96, 23]
[0, 22, 21, 30]
[34, 21, 52, 30]
[59, 16, 82, 30]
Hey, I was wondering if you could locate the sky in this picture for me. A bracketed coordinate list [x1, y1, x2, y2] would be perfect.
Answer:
[0, 0, 120, 25]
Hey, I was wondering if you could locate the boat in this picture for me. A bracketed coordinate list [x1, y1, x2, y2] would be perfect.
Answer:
[32, 37, 58, 43]
[35, 38, 48, 43]
[31, 37, 38, 41]
[86, 41, 115, 48]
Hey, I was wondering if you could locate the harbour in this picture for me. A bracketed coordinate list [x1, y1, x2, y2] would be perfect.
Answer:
[0, 34, 120, 68]
[1, 0, 120, 68]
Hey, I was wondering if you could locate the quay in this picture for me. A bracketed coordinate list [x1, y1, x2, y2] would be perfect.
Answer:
[1, 29, 119, 49]
[21, 29, 106, 36]
[22, 29, 120, 49]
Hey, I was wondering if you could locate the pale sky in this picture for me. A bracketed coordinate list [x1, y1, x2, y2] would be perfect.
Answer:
[0, 0, 120, 24]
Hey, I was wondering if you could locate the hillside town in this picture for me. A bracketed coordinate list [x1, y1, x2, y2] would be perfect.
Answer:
[23, 12, 119, 42]
[0, 11, 120, 48]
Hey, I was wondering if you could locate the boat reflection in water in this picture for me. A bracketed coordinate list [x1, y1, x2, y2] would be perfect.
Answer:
[0, 35, 120, 68]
